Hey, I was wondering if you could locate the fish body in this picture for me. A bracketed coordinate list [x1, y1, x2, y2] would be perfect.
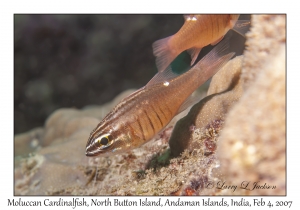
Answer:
[85, 38, 234, 157]
[153, 14, 240, 72]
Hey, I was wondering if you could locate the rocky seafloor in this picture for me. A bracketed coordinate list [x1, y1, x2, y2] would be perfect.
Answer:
[14, 14, 286, 195]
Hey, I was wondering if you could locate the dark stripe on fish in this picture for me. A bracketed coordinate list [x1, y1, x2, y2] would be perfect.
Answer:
[137, 117, 146, 141]
[150, 104, 164, 127]
[144, 110, 155, 135]
[157, 104, 167, 121]
[164, 104, 173, 118]
[126, 121, 135, 139]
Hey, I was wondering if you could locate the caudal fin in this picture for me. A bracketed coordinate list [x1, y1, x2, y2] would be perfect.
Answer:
[152, 36, 177, 72]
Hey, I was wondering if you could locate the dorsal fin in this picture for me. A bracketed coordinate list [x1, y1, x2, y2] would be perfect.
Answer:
[146, 66, 178, 87]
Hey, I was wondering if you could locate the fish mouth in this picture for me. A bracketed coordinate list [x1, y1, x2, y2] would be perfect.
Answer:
[85, 146, 111, 157]
[85, 147, 101, 157]
[85, 150, 98, 157]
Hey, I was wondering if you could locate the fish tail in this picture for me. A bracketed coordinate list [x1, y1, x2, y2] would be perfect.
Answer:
[194, 36, 235, 80]
[152, 36, 177, 72]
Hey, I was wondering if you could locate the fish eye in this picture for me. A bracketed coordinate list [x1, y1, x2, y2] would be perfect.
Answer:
[100, 137, 109, 145]
[96, 134, 113, 148]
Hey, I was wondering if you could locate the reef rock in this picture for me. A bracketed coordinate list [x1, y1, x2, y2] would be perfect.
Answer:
[216, 14, 286, 195]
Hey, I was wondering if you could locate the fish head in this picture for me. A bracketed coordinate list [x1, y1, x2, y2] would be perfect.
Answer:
[85, 122, 133, 157]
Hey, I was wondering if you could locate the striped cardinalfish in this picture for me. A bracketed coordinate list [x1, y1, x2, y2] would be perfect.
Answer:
[85, 38, 235, 157]
[153, 14, 249, 72]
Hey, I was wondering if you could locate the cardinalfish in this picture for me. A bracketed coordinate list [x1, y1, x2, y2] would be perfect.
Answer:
[85, 38, 235, 157]
[153, 14, 249, 72]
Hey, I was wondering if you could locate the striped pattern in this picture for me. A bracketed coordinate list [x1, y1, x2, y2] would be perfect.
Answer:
[172, 15, 238, 52]
[86, 35, 234, 156]
[88, 82, 182, 147]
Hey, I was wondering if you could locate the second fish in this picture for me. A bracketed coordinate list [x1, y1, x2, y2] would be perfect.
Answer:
[153, 14, 240, 72]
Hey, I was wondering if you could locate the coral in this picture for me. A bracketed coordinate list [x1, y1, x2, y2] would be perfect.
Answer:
[216, 14, 286, 195]
[241, 15, 286, 89]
